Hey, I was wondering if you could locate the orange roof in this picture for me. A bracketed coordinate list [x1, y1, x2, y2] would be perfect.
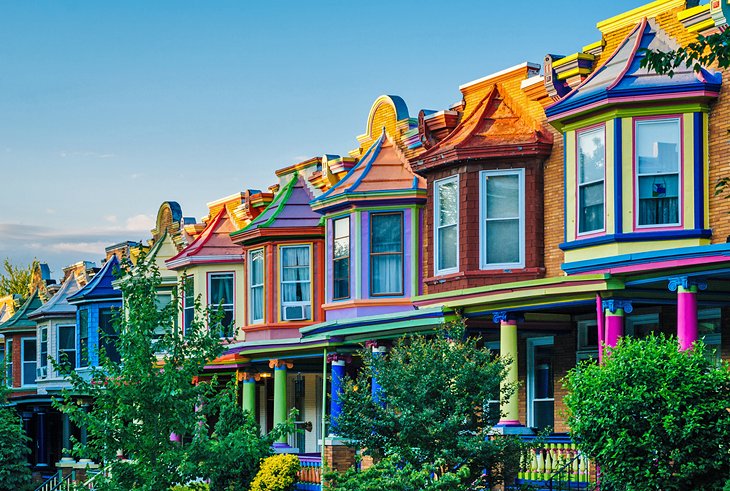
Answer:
[166, 208, 243, 269]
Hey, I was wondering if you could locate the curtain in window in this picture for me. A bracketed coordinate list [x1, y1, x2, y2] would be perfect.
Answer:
[333, 217, 350, 299]
[371, 214, 403, 295]
[250, 251, 264, 322]
[484, 175, 520, 264]
[437, 179, 458, 272]
[636, 120, 680, 226]
[281, 246, 311, 303]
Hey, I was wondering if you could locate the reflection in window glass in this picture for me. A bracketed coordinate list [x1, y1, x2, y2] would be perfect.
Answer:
[578, 127, 605, 233]
[435, 177, 458, 273]
[333, 217, 350, 300]
[370, 213, 404, 295]
[482, 172, 522, 265]
[636, 119, 680, 226]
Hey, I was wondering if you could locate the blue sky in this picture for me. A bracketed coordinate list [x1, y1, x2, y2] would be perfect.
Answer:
[0, 0, 641, 275]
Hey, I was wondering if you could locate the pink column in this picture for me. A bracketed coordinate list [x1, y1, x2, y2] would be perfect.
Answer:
[669, 277, 706, 351]
[602, 299, 632, 353]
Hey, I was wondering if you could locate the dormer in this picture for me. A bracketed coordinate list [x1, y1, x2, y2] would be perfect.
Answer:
[546, 18, 722, 274]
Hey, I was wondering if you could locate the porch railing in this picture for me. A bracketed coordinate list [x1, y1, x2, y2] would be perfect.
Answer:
[516, 435, 594, 490]
[34, 471, 61, 491]
[295, 455, 322, 491]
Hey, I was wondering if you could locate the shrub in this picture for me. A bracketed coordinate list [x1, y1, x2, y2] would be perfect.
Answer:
[324, 457, 468, 491]
[564, 334, 730, 491]
[0, 388, 32, 491]
[170, 483, 210, 491]
[249, 454, 300, 491]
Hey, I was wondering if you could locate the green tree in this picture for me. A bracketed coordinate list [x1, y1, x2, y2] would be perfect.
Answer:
[334, 318, 526, 488]
[0, 258, 36, 300]
[641, 29, 730, 76]
[0, 387, 32, 491]
[564, 335, 730, 491]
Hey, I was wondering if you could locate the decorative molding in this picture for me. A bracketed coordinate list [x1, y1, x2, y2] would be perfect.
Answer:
[268, 359, 293, 370]
[602, 299, 633, 314]
[596, 0, 685, 35]
[326, 353, 352, 364]
[667, 276, 708, 292]
[492, 311, 508, 324]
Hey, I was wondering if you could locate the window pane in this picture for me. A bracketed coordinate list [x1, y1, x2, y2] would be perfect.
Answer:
[99, 309, 120, 364]
[485, 219, 519, 264]
[210, 274, 234, 305]
[251, 286, 263, 321]
[251, 252, 264, 285]
[371, 254, 403, 295]
[486, 175, 518, 219]
[333, 258, 350, 300]
[578, 128, 605, 184]
[579, 181, 605, 233]
[638, 175, 679, 225]
[437, 224, 457, 271]
[249, 249, 265, 323]
[334, 217, 349, 240]
[280, 246, 312, 320]
[437, 180, 458, 227]
[371, 215, 402, 253]
[637, 120, 679, 174]
[23, 340, 36, 362]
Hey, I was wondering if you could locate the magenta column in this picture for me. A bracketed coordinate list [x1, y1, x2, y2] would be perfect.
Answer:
[602, 299, 632, 351]
[669, 276, 707, 351]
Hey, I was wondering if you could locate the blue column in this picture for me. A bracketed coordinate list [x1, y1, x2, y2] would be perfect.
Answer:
[329, 355, 347, 435]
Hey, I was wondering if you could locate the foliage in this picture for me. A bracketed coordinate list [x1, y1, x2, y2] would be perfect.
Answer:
[0, 386, 32, 491]
[0, 258, 36, 300]
[169, 483, 210, 491]
[640, 29, 730, 76]
[54, 256, 226, 490]
[334, 317, 527, 487]
[564, 334, 730, 491]
[249, 454, 301, 491]
[180, 382, 296, 491]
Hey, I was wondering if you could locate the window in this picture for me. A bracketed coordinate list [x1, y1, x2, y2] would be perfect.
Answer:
[577, 320, 599, 362]
[370, 213, 404, 296]
[480, 170, 524, 268]
[154, 294, 173, 339]
[0, 344, 4, 386]
[635, 118, 681, 227]
[280, 245, 312, 321]
[248, 249, 265, 324]
[699, 308, 722, 366]
[626, 313, 659, 339]
[435, 176, 459, 275]
[485, 341, 501, 425]
[333, 217, 350, 300]
[21, 337, 37, 386]
[57, 325, 76, 371]
[183, 276, 195, 334]
[577, 126, 605, 234]
[38, 326, 48, 379]
[527, 336, 554, 431]
[5, 339, 12, 387]
[209, 272, 235, 337]
[79, 309, 89, 368]
[99, 308, 121, 364]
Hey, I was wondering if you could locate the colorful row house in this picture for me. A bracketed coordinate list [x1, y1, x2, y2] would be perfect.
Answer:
[6, 0, 730, 488]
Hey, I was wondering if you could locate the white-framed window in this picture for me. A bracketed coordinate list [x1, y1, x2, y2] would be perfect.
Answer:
[577, 125, 605, 234]
[577, 319, 599, 362]
[208, 272, 235, 337]
[485, 340, 501, 425]
[698, 308, 722, 366]
[248, 249, 265, 324]
[370, 213, 404, 296]
[332, 217, 351, 300]
[78, 308, 89, 368]
[527, 336, 554, 431]
[5, 339, 12, 387]
[479, 169, 525, 269]
[57, 324, 76, 372]
[625, 313, 660, 339]
[434, 175, 459, 275]
[183, 275, 195, 334]
[635, 118, 681, 228]
[21, 337, 37, 387]
[38, 325, 48, 380]
[280, 245, 312, 321]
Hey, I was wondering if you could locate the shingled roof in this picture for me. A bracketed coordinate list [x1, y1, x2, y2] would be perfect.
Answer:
[166, 207, 244, 269]
[0, 291, 43, 333]
[68, 255, 122, 304]
[28, 275, 80, 319]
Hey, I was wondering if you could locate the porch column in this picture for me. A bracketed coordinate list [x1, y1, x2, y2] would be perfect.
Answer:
[270, 359, 289, 444]
[60, 413, 74, 463]
[241, 373, 257, 415]
[327, 354, 348, 435]
[36, 409, 48, 468]
[602, 299, 632, 349]
[79, 403, 89, 446]
[367, 341, 387, 407]
[669, 276, 707, 351]
[494, 312, 520, 426]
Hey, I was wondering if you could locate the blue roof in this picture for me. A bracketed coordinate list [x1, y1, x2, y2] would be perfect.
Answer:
[546, 18, 721, 119]
[68, 255, 121, 304]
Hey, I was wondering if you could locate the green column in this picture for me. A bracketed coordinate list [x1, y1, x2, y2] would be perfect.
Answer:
[273, 362, 287, 443]
[499, 318, 520, 426]
[242, 375, 256, 415]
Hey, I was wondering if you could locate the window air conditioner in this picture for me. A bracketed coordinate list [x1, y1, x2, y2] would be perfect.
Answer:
[282, 304, 306, 321]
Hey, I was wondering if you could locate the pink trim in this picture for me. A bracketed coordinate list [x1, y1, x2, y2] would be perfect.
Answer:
[605, 313, 624, 348]
[632, 115, 684, 232]
[606, 18, 648, 91]
[496, 419, 523, 426]
[677, 290, 698, 351]
[585, 255, 729, 275]
[547, 91, 718, 122]
[575, 123, 607, 239]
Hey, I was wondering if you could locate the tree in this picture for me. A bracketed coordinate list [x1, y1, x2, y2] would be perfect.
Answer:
[55, 256, 228, 490]
[0, 387, 32, 491]
[564, 335, 730, 491]
[0, 258, 36, 300]
[640, 29, 730, 77]
[333, 319, 526, 488]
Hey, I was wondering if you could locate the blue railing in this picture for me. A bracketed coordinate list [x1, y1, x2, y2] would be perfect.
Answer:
[512, 435, 595, 491]
[295, 455, 322, 491]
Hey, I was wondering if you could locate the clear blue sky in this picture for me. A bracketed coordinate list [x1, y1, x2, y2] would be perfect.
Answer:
[0, 0, 642, 275]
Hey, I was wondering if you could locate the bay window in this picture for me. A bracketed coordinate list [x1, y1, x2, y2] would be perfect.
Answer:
[333, 217, 350, 300]
[577, 126, 605, 234]
[249, 249, 265, 324]
[280, 245, 312, 321]
[370, 213, 404, 296]
[209, 272, 235, 337]
[635, 118, 681, 227]
[435, 176, 459, 275]
[57, 325, 76, 371]
[480, 169, 524, 268]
